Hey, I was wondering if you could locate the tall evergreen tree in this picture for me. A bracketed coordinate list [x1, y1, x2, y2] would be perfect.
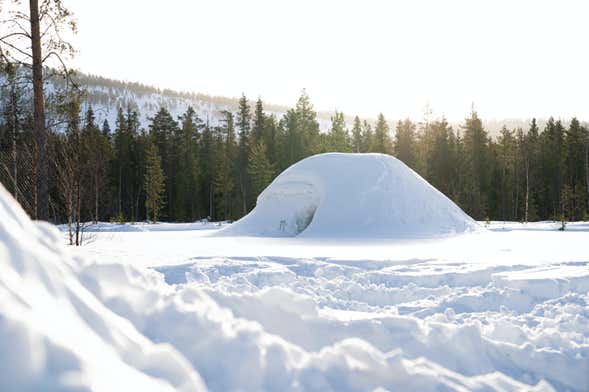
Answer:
[82, 106, 112, 222]
[174, 106, 201, 220]
[361, 120, 374, 153]
[0, 63, 26, 201]
[295, 90, 320, 155]
[144, 141, 165, 222]
[199, 122, 215, 219]
[373, 113, 392, 154]
[112, 107, 131, 218]
[236, 94, 252, 214]
[148, 107, 179, 219]
[351, 116, 363, 153]
[248, 140, 274, 200]
[495, 126, 516, 220]
[252, 98, 265, 145]
[424, 119, 457, 198]
[461, 110, 491, 219]
[263, 114, 278, 165]
[540, 118, 565, 218]
[328, 111, 350, 152]
[521, 119, 541, 221]
[279, 109, 303, 169]
[564, 118, 587, 219]
[213, 111, 236, 220]
[101, 119, 111, 138]
[394, 119, 417, 168]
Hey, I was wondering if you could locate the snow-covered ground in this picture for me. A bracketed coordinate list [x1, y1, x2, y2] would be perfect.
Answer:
[59, 219, 588, 391]
[1, 154, 588, 391]
[4, 203, 589, 391]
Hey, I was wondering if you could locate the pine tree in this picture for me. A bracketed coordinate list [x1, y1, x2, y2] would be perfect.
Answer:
[112, 107, 132, 219]
[82, 106, 112, 222]
[148, 107, 179, 219]
[248, 140, 274, 200]
[540, 118, 565, 218]
[361, 120, 374, 152]
[496, 126, 516, 220]
[394, 119, 417, 168]
[328, 111, 350, 152]
[213, 111, 237, 220]
[279, 109, 303, 169]
[102, 119, 111, 138]
[373, 113, 392, 154]
[199, 123, 215, 219]
[0, 63, 26, 202]
[461, 109, 491, 219]
[57, 94, 84, 245]
[129, 109, 147, 221]
[522, 119, 540, 222]
[263, 114, 278, 164]
[174, 106, 201, 220]
[144, 141, 165, 222]
[425, 119, 456, 197]
[236, 94, 251, 214]
[295, 90, 320, 155]
[351, 116, 363, 153]
[252, 98, 265, 144]
[564, 118, 588, 219]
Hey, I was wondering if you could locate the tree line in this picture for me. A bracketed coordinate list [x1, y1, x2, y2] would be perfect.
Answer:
[2, 79, 589, 234]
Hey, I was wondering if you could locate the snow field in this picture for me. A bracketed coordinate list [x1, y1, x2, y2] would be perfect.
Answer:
[70, 222, 589, 391]
[153, 254, 588, 391]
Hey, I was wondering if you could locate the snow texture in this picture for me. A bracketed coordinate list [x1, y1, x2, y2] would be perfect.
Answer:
[220, 153, 479, 238]
[2, 174, 589, 390]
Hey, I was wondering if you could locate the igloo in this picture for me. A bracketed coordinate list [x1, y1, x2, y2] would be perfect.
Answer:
[219, 153, 479, 238]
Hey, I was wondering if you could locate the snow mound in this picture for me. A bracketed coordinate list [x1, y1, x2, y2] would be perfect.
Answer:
[0, 186, 206, 391]
[221, 153, 479, 238]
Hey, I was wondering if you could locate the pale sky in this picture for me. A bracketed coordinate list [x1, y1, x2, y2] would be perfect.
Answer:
[69, 0, 589, 121]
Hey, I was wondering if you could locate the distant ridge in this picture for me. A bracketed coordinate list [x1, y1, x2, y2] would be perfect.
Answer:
[19, 69, 587, 135]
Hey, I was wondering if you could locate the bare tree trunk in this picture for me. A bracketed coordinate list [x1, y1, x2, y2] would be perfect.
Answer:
[524, 159, 529, 223]
[30, 0, 48, 220]
[94, 178, 99, 223]
[68, 195, 73, 246]
[118, 166, 122, 216]
[135, 190, 141, 222]
[209, 185, 213, 219]
[75, 177, 81, 246]
[10, 78, 18, 202]
[514, 154, 520, 221]
[240, 173, 247, 215]
[32, 143, 38, 217]
[67, 209, 73, 245]
[586, 142, 589, 218]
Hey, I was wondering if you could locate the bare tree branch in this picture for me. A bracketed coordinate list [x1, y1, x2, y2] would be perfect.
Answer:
[0, 38, 33, 58]
[42, 50, 78, 90]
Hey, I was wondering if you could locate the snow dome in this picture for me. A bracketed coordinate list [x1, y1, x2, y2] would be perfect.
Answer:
[219, 153, 479, 238]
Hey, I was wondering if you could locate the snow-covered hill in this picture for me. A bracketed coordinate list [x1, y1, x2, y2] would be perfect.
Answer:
[51, 72, 339, 131]
[4, 70, 570, 135]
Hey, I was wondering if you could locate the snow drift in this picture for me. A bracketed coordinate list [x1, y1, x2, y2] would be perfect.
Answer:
[0, 186, 206, 391]
[220, 153, 479, 238]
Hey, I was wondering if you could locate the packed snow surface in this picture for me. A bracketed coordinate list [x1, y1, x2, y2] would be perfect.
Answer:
[2, 183, 589, 391]
[221, 153, 479, 237]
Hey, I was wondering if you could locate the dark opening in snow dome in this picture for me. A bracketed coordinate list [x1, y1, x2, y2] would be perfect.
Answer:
[218, 153, 479, 238]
